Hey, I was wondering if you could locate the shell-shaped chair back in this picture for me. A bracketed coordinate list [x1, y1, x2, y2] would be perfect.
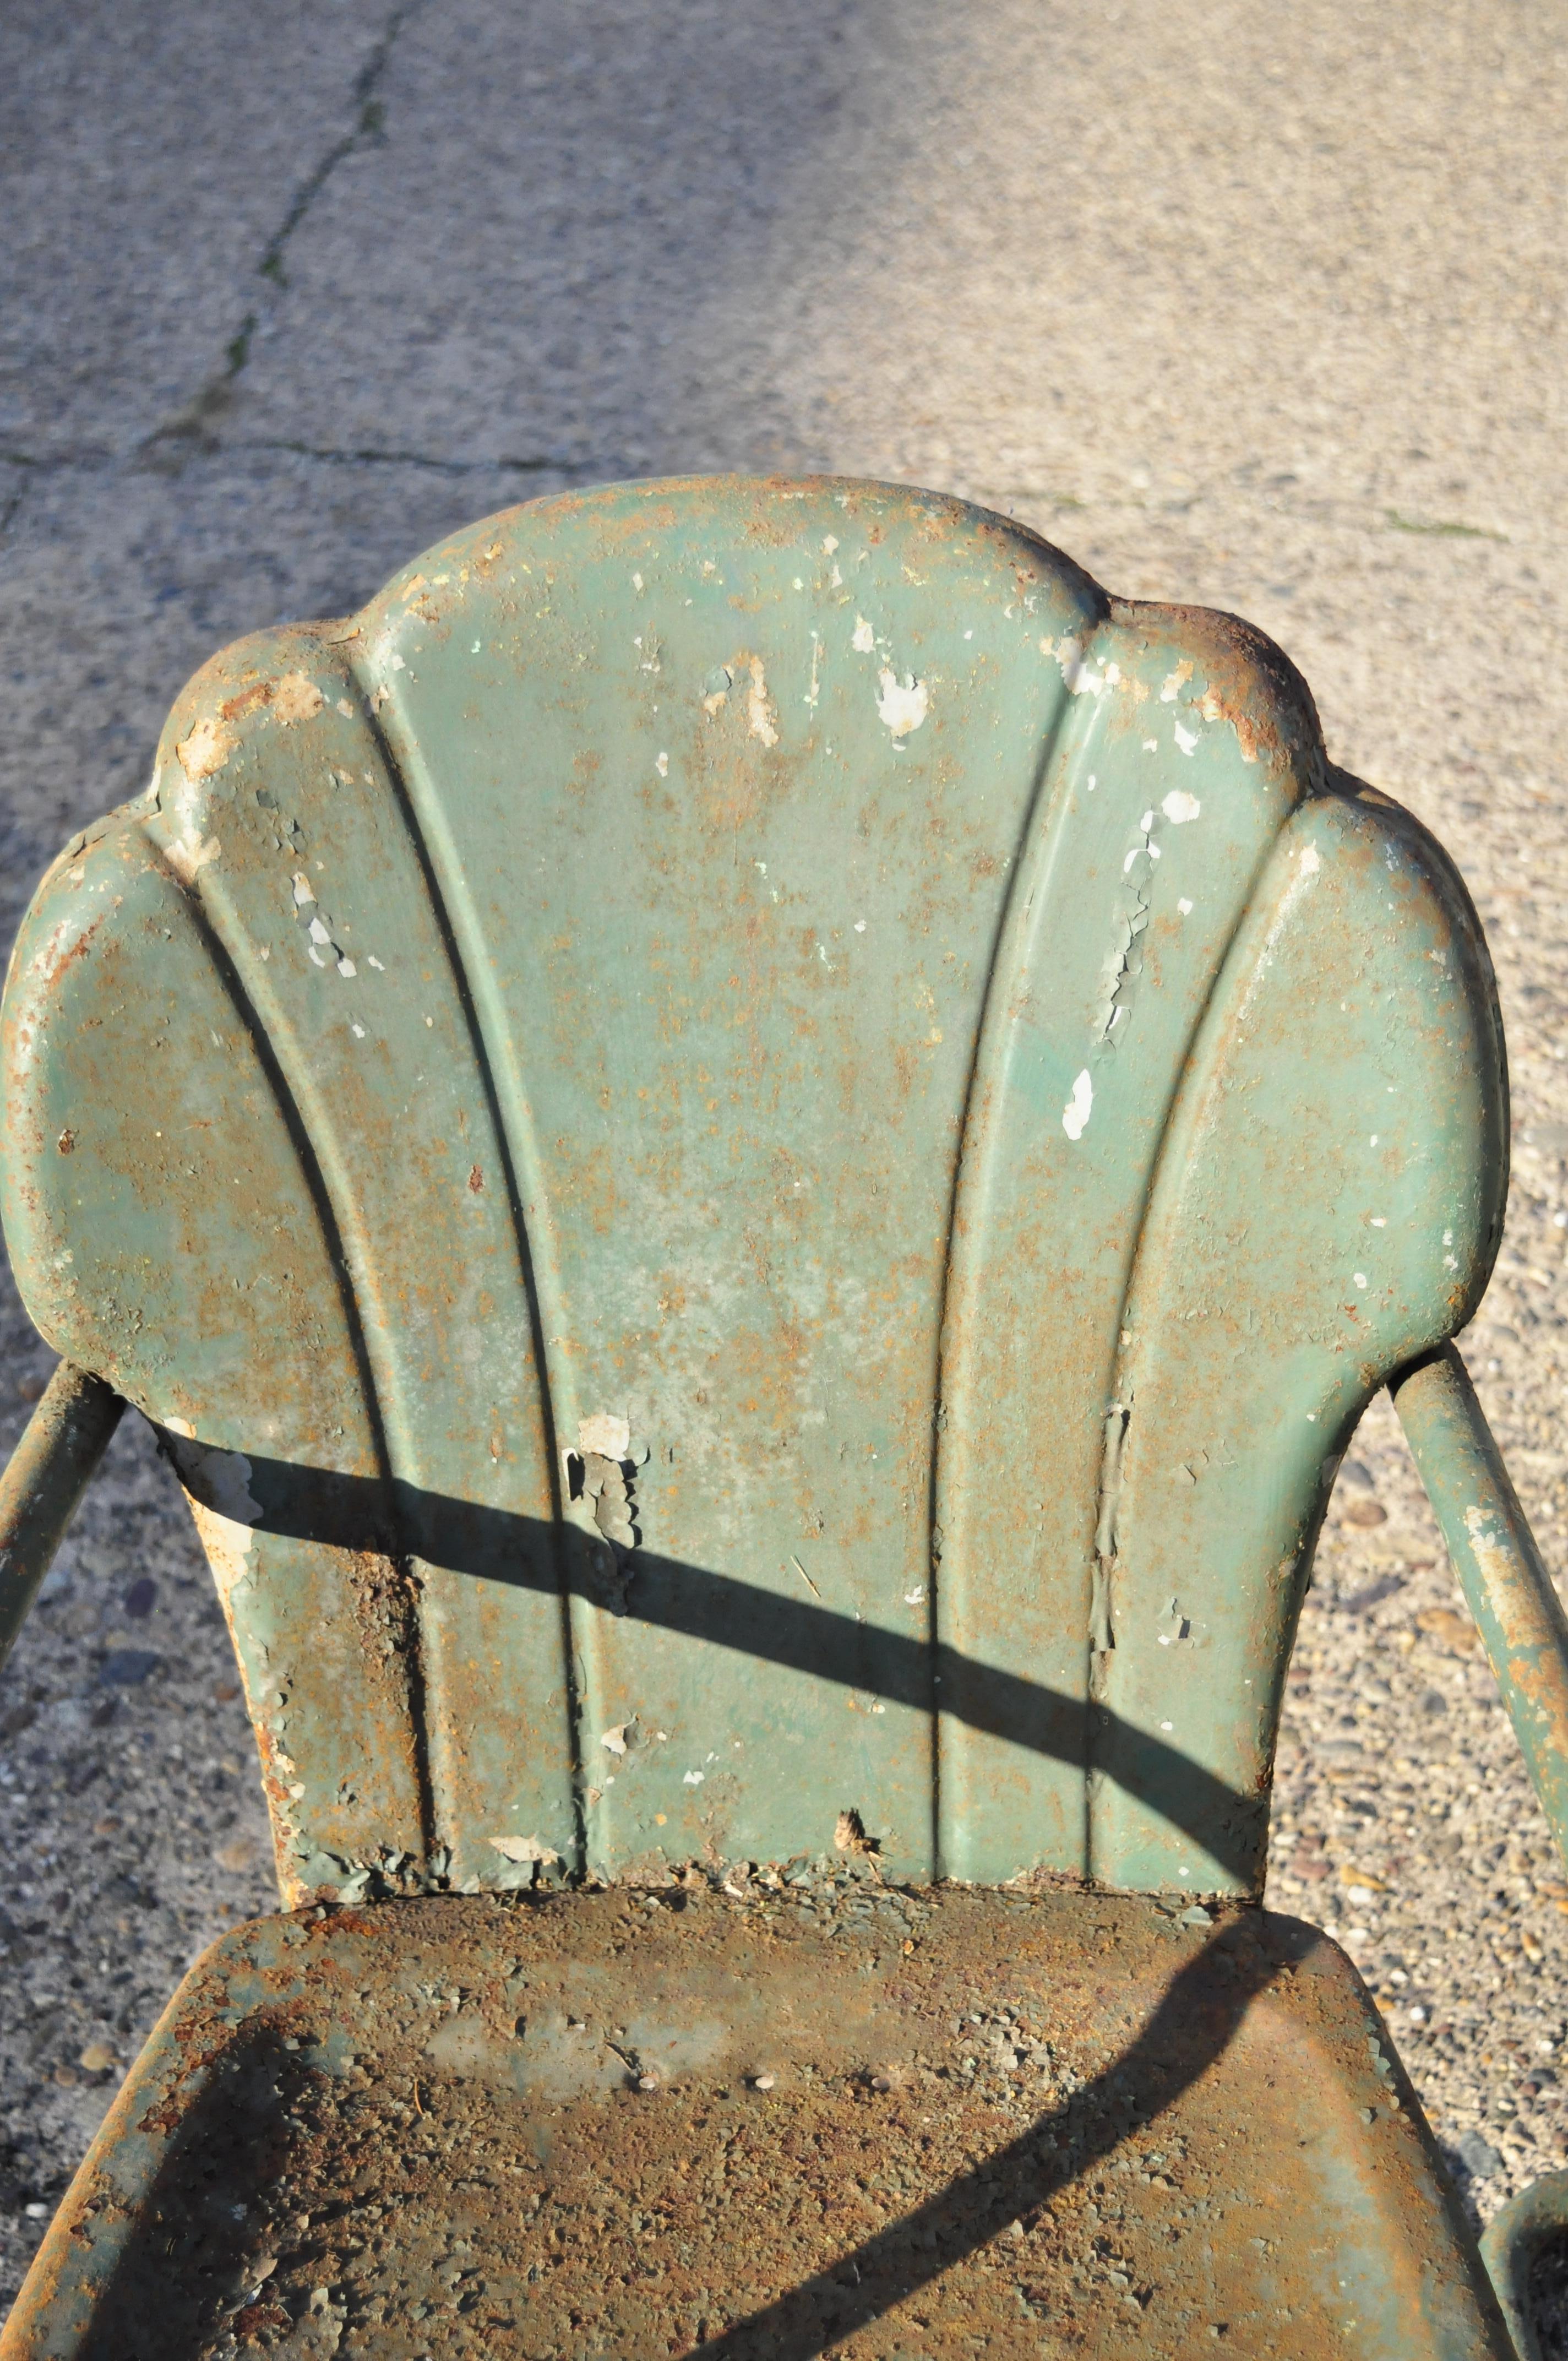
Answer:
[0, 478, 1505, 1904]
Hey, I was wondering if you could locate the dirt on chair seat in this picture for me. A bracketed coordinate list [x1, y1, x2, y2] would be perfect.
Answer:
[10, 1883, 1507, 2360]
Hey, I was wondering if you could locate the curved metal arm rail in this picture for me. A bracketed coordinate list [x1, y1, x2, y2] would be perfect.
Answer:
[1479, 2172, 1568, 2361]
[1393, 1343, 1568, 2357]
[1393, 1342, 1568, 1874]
[0, 1359, 124, 1677]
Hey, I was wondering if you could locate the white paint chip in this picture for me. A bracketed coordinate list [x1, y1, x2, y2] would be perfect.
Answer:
[1354, 1272, 1368, 1288]
[1173, 720, 1199, 756]
[579, 1410, 630, 1459]
[1062, 1068, 1093, 1142]
[1162, 790, 1201, 824]
[1177, 896, 1194, 915]
[601, 1726, 629, 1757]
[875, 669, 929, 738]
[683, 1770, 705, 1786]
[1052, 636, 1107, 697]
[656, 752, 669, 777]
[852, 616, 876, 654]
[746, 655, 780, 747]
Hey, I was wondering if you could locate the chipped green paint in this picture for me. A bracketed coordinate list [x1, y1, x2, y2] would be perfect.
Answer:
[1395, 1345, 1568, 1870]
[0, 478, 1510, 1910]
[0, 1361, 122, 1673]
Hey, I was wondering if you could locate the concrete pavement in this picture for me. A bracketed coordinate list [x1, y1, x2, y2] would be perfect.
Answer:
[2, 0, 1566, 2324]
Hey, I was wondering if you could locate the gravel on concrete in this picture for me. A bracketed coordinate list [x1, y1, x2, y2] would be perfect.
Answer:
[2, 0, 1566, 2334]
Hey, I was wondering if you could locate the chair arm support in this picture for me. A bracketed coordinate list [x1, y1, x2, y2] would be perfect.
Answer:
[1392, 1343, 1568, 1873]
[1479, 2169, 1568, 2361]
[0, 1361, 124, 1677]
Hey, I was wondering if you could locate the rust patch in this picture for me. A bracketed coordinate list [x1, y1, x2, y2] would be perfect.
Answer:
[8, 1888, 1506, 2359]
[174, 713, 236, 781]
[271, 670, 327, 727]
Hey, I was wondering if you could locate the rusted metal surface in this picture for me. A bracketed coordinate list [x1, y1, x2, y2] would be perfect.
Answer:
[1394, 1345, 1568, 1870]
[0, 477, 1508, 1908]
[3, 1883, 1513, 2358]
[0, 1358, 122, 1675]
[1480, 2170, 1568, 2361]
[0, 476, 1533, 2348]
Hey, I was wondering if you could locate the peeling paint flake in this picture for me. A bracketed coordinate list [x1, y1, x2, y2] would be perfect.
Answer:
[1051, 637, 1107, 697]
[1161, 790, 1201, 824]
[175, 714, 235, 782]
[488, 1834, 560, 1865]
[851, 616, 876, 655]
[579, 1410, 631, 1459]
[875, 670, 928, 740]
[746, 656, 780, 747]
[1062, 1068, 1093, 1142]
[273, 671, 326, 728]
[165, 833, 221, 885]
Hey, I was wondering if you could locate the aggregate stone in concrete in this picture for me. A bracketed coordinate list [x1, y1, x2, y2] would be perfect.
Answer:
[2, 0, 1566, 2338]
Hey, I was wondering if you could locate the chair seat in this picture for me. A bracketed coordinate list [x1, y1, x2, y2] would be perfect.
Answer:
[8, 1884, 1506, 2360]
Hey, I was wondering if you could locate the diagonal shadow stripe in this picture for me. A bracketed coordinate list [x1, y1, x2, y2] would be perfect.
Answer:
[685, 1916, 1294, 2359]
[194, 1452, 1268, 1885]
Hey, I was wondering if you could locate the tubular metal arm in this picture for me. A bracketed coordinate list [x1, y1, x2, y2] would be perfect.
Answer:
[1393, 1342, 1568, 1870]
[1392, 1342, 1568, 2359]
[0, 1359, 124, 1678]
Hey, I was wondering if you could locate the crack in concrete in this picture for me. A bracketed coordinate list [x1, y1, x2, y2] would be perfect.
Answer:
[227, 438, 587, 478]
[143, 0, 432, 456]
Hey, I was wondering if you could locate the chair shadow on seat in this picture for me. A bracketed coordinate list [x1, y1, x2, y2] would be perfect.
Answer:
[73, 1908, 1318, 2361]
[21, 1444, 1506, 2359]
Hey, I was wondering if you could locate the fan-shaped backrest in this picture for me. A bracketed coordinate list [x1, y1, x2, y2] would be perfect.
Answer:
[0, 478, 1505, 1905]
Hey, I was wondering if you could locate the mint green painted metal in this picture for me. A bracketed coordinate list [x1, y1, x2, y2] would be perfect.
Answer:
[0, 1360, 122, 1674]
[0, 479, 1509, 1913]
[2, 474, 1555, 2360]
[1395, 1345, 1568, 1868]
[1480, 2170, 1568, 2361]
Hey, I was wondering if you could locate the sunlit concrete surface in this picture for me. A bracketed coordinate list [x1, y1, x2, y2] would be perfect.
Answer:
[2, 0, 1566, 2326]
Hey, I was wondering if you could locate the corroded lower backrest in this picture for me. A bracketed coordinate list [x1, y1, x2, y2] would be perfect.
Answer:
[0, 478, 1505, 1903]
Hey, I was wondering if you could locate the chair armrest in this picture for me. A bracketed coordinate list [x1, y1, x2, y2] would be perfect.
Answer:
[1392, 1342, 1568, 1872]
[0, 1361, 123, 1674]
[1479, 2168, 1568, 2361]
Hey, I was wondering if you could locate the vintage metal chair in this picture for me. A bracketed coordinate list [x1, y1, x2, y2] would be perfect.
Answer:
[3, 476, 1567, 2358]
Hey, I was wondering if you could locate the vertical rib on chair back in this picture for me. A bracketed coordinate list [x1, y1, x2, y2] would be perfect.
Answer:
[0, 478, 1506, 1902]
